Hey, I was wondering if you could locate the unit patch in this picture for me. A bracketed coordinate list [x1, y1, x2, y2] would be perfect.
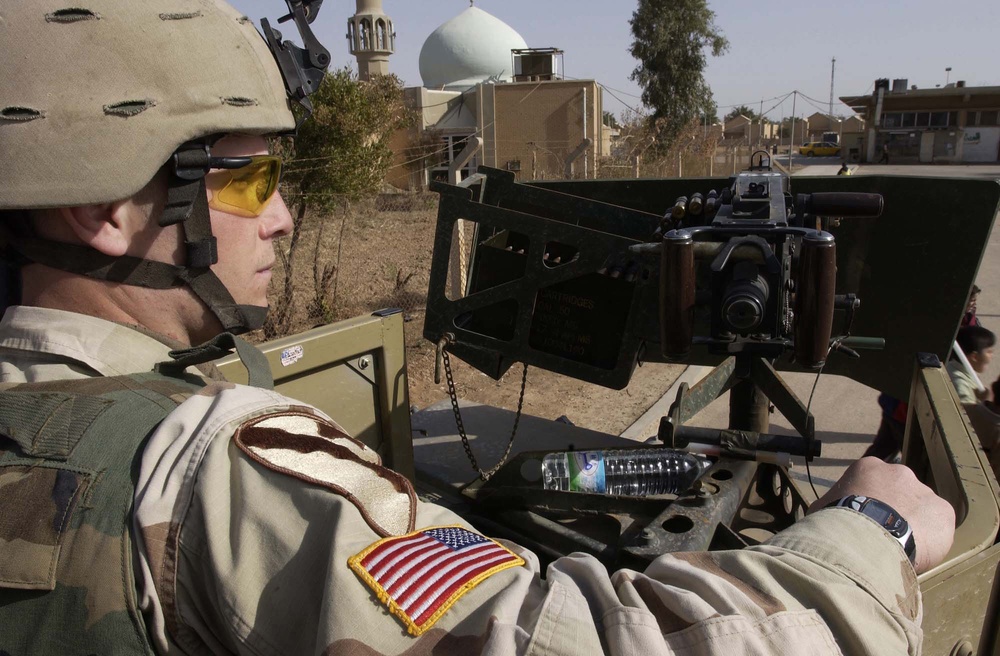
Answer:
[348, 525, 524, 635]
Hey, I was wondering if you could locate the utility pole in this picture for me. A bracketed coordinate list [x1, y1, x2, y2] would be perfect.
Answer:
[779, 105, 785, 161]
[789, 91, 797, 172]
[829, 57, 836, 128]
[759, 98, 764, 145]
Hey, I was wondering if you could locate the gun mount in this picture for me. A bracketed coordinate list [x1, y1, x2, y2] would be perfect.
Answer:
[420, 159, 997, 568]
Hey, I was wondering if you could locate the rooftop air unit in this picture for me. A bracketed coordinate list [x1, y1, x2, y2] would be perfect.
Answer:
[512, 48, 563, 82]
[892, 78, 909, 92]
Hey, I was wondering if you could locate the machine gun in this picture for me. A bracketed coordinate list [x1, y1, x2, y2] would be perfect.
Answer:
[419, 158, 997, 591]
[652, 152, 885, 462]
[425, 153, 884, 470]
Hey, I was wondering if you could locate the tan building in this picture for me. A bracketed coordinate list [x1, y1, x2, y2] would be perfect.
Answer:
[841, 78, 1000, 163]
[804, 112, 865, 143]
[386, 6, 608, 189]
[723, 115, 778, 142]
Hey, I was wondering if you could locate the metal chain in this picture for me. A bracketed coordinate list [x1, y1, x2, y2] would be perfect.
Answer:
[441, 347, 528, 481]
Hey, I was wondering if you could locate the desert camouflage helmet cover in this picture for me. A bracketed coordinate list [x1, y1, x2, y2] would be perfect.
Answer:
[0, 0, 296, 209]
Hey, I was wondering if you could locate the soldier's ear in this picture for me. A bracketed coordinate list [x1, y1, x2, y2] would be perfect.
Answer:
[58, 203, 130, 257]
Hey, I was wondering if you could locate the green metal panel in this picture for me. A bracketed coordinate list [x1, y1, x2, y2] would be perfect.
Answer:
[903, 361, 1000, 655]
[217, 310, 414, 480]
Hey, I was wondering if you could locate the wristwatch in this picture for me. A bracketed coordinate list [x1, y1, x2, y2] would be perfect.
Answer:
[830, 495, 916, 564]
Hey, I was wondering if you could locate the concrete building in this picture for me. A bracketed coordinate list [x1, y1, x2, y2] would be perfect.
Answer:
[387, 6, 607, 189]
[348, 0, 394, 81]
[841, 78, 1000, 163]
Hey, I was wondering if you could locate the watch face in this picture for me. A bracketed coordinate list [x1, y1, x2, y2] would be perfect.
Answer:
[835, 496, 915, 563]
[855, 497, 908, 537]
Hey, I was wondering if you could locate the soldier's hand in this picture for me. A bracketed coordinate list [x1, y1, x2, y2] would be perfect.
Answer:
[809, 457, 955, 574]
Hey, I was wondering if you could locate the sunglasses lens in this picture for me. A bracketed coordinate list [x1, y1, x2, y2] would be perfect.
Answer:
[209, 156, 281, 217]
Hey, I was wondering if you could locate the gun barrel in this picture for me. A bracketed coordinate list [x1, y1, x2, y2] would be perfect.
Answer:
[798, 192, 884, 218]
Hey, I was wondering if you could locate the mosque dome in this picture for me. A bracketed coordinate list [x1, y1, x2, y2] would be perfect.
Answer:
[418, 7, 528, 90]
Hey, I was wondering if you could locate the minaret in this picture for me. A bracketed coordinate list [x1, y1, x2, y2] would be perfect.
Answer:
[348, 0, 394, 81]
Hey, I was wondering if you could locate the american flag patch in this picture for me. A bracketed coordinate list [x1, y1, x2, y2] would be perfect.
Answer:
[348, 525, 524, 635]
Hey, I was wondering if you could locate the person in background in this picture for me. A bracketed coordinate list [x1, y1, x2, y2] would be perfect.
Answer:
[863, 392, 908, 462]
[962, 284, 982, 327]
[865, 291, 989, 461]
[837, 162, 852, 175]
[879, 142, 890, 164]
[949, 325, 996, 403]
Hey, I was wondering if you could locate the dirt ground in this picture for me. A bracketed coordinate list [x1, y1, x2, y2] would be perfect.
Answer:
[255, 197, 684, 437]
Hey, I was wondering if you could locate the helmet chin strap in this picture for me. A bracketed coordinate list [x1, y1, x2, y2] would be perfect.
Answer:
[8, 174, 268, 336]
[162, 172, 270, 334]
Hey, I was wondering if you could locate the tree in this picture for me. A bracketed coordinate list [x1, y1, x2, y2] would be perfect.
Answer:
[265, 68, 415, 335]
[724, 104, 763, 123]
[629, 0, 728, 150]
[598, 108, 721, 179]
[778, 116, 803, 139]
[699, 107, 720, 124]
[603, 111, 620, 129]
[283, 68, 413, 211]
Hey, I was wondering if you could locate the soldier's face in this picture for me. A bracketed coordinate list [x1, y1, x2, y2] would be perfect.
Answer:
[205, 135, 293, 309]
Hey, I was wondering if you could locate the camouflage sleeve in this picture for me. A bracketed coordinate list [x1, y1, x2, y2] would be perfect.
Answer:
[133, 387, 920, 656]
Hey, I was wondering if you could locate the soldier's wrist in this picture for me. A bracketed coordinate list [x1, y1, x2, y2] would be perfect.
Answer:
[825, 495, 916, 565]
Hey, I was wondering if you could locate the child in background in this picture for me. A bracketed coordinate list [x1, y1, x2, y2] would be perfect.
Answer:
[865, 293, 989, 462]
[949, 325, 995, 404]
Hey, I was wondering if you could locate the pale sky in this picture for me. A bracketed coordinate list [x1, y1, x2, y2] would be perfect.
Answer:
[231, 0, 1000, 121]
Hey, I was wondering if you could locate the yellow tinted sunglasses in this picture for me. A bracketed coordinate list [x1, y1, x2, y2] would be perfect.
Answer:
[205, 155, 282, 218]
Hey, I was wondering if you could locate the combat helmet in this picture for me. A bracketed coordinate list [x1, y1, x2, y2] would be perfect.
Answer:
[0, 0, 330, 334]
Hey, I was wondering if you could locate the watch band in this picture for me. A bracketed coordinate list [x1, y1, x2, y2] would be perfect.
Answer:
[830, 495, 916, 564]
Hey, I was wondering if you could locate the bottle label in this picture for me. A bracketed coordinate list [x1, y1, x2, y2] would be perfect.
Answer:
[567, 452, 606, 493]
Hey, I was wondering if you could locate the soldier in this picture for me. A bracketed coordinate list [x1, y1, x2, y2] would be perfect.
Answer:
[0, 2, 955, 655]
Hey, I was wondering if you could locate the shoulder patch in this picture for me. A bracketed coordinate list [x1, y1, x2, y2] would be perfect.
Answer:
[348, 525, 524, 636]
[234, 412, 416, 537]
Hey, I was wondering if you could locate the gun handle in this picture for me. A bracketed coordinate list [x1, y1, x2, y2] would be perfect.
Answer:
[795, 232, 837, 368]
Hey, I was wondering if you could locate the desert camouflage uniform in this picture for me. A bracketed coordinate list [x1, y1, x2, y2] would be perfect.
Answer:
[0, 306, 924, 655]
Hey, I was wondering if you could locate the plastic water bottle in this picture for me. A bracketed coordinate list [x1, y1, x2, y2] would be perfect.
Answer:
[541, 448, 712, 496]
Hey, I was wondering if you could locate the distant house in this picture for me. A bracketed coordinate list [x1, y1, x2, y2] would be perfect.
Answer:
[723, 115, 778, 142]
[841, 78, 1000, 163]
[805, 112, 865, 142]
